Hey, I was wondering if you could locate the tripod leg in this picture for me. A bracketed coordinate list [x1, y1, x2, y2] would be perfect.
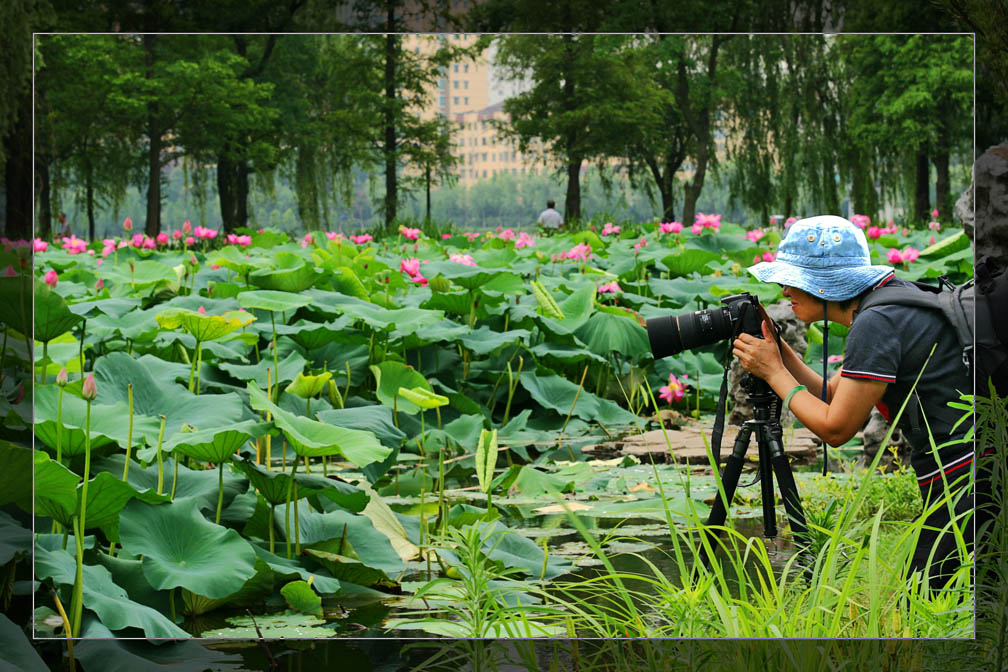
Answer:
[757, 427, 778, 539]
[765, 426, 810, 551]
[705, 423, 753, 528]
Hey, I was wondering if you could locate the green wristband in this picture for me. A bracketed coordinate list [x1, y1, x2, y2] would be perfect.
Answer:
[784, 384, 807, 410]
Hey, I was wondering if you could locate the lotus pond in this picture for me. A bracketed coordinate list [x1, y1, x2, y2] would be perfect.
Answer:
[2, 215, 976, 642]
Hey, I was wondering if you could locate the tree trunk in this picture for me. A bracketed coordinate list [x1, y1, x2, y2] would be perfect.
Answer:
[37, 155, 52, 240]
[237, 160, 249, 230]
[784, 191, 793, 220]
[383, 29, 398, 231]
[565, 157, 582, 224]
[914, 151, 930, 223]
[425, 164, 431, 223]
[86, 165, 96, 241]
[934, 152, 950, 220]
[144, 35, 162, 237]
[295, 145, 319, 230]
[4, 90, 32, 241]
[682, 149, 710, 229]
[218, 154, 236, 232]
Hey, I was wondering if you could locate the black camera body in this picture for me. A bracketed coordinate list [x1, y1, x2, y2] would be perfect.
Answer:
[646, 292, 763, 360]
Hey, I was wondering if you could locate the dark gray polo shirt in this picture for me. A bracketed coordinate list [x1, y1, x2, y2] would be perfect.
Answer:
[841, 277, 972, 476]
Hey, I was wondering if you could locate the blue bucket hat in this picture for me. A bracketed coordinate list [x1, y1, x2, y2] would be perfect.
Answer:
[748, 215, 893, 301]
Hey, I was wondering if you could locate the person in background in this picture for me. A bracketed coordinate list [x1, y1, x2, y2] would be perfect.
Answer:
[537, 199, 563, 232]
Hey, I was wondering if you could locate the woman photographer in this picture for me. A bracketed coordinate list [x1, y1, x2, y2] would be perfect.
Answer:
[732, 215, 976, 592]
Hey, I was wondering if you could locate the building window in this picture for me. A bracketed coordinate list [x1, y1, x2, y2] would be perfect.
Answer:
[491, 153, 495, 161]
[464, 64, 469, 73]
[453, 65, 459, 73]
[464, 96, 469, 105]
[439, 96, 445, 106]
[482, 170, 487, 177]
[454, 80, 459, 89]
[481, 137, 486, 145]
[512, 168, 517, 175]
[454, 96, 459, 105]
[482, 152, 487, 161]
[464, 80, 468, 89]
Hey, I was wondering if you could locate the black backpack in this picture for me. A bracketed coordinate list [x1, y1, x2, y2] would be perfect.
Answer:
[857, 255, 1008, 398]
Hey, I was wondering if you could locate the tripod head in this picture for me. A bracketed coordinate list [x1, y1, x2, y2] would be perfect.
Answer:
[738, 371, 781, 423]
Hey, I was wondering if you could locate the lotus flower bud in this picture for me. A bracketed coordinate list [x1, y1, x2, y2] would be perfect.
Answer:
[56, 367, 69, 387]
[81, 373, 98, 401]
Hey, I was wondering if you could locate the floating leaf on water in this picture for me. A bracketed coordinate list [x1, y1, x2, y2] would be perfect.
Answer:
[280, 580, 323, 617]
[201, 611, 335, 639]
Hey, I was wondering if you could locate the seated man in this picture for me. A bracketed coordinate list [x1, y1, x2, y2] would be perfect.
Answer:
[537, 199, 563, 232]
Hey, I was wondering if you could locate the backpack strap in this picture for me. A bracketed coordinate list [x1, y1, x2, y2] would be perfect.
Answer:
[938, 283, 975, 369]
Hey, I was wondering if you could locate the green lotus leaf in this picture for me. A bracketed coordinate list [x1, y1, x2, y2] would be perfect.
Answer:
[0, 510, 31, 566]
[491, 463, 575, 497]
[97, 259, 178, 291]
[0, 274, 31, 335]
[397, 386, 449, 410]
[248, 383, 389, 466]
[32, 452, 79, 516]
[93, 352, 248, 444]
[660, 249, 722, 277]
[0, 440, 33, 511]
[531, 280, 564, 320]
[200, 612, 334, 639]
[218, 350, 307, 388]
[436, 521, 572, 580]
[528, 342, 607, 366]
[33, 543, 190, 638]
[456, 326, 531, 356]
[647, 277, 720, 309]
[34, 384, 162, 458]
[280, 580, 323, 617]
[118, 497, 258, 598]
[210, 245, 271, 276]
[370, 361, 432, 415]
[301, 548, 390, 587]
[231, 457, 368, 511]
[236, 289, 312, 313]
[74, 637, 245, 672]
[315, 406, 406, 452]
[419, 261, 515, 291]
[574, 309, 650, 357]
[286, 371, 333, 399]
[0, 614, 49, 672]
[250, 545, 341, 595]
[475, 429, 498, 495]
[155, 308, 256, 342]
[518, 370, 640, 427]
[684, 232, 753, 255]
[248, 251, 319, 292]
[34, 281, 84, 343]
[159, 420, 271, 464]
[329, 266, 372, 302]
[180, 556, 274, 616]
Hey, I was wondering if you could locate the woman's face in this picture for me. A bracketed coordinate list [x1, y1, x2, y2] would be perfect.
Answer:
[781, 285, 820, 323]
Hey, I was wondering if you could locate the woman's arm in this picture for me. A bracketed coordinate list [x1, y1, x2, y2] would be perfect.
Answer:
[762, 321, 843, 401]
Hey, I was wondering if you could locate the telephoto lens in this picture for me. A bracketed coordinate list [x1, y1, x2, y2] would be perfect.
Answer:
[646, 293, 762, 359]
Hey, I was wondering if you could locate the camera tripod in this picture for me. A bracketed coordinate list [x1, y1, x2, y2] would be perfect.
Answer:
[701, 373, 811, 568]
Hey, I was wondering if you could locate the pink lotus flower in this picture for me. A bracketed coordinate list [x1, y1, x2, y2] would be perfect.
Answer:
[351, 234, 373, 245]
[902, 228, 909, 236]
[565, 242, 593, 261]
[769, 216, 778, 226]
[95, 278, 104, 290]
[784, 217, 797, 228]
[44, 269, 58, 287]
[185, 236, 195, 246]
[850, 214, 870, 229]
[131, 233, 144, 248]
[601, 222, 620, 236]
[931, 208, 939, 218]
[400, 257, 421, 277]
[866, 226, 882, 239]
[902, 247, 920, 263]
[325, 231, 345, 242]
[449, 253, 476, 266]
[411, 272, 428, 286]
[4, 264, 16, 277]
[463, 232, 481, 242]
[196, 226, 218, 240]
[658, 373, 686, 404]
[598, 281, 621, 294]
[928, 220, 941, 232]
[56, 367, 69, 387]
[400, 226, 421, 240]
[498, 228, 516, 241]
[123, 217, 133, 232]
[762, 251, 776, 262]
[745, 229, 765, 242]
[659, 221, 683, 234]
[634, 237, 647, 251]
[81, 373, 98, 401]
[886, 248, 903, 264]
[33, 239, 48, 252]
[928, 235, 936, 246]
[173, 229, 182, 240]
[198, 305, 207, 314]
[514, 232, 535, 249]
[156, 232, 169, 245]
[442, 233, 451, 240]
[695, 212, 722, 230]
[228, 233, 252, 247]
[828, 354, 844, 364]
[117, 240, 128, 249]
[690, 223, 704, 235]
[182, 220, 192, 234]
[143, 236, 156, 250]
[61, 235, 88, 254]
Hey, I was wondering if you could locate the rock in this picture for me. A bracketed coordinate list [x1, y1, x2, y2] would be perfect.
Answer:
[972, 142, 1008, 263]
[728, 300, 807, 427]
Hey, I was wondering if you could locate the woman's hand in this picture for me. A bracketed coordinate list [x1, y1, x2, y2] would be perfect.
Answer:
[732, 320, 785, 381]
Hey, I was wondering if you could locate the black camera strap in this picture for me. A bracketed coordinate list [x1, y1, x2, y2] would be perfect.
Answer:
[710, 338, 734, 469]
[821, 302, 829, 476]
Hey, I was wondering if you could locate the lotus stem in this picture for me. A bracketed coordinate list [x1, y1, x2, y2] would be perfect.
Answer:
[122, 383, 134, 481]
[558, 364, 589, 460]
[270, 312, 279, 403]
[70, 515, 85, 637]
[50, 588, 74, 667]
[437, 441, 446, 537]
[215, 462, 224, 524]
[503, 355, 523, 425]
[294, 479, 301, 555]
[269, 504, 276, 554]
[41, 340, 48, 384]
[265, 368, 272, 470]
[187, 339, 199, 393]
[155, 415, 166, 495]
[169, 587, 176, 623]
[194, 342, 203, 395]
[343, 361, 350, 402]
[284, 454, 300, 559]
[0, 327, 8, 388]
[55, 386, 64, 466]
[170, 457, 179, 500]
